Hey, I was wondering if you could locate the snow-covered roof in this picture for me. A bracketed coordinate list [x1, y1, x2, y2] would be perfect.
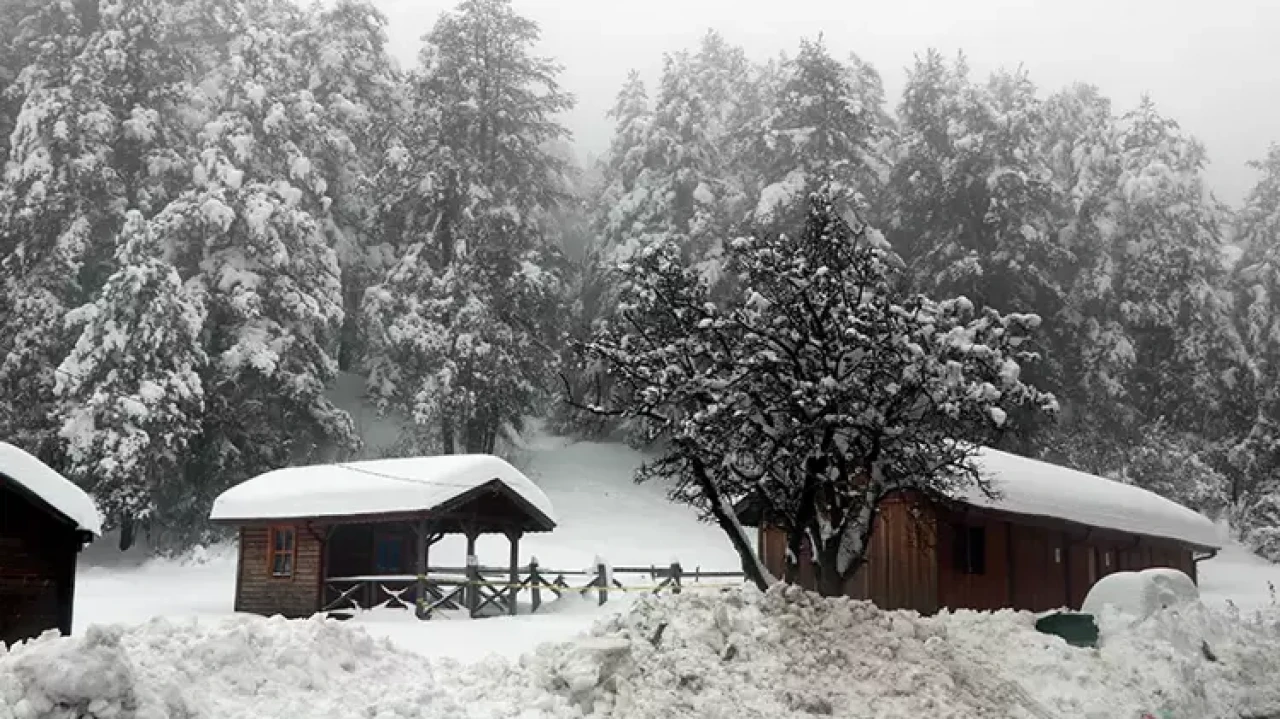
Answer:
[209, 454, 557, 529]
[0, 442, 102, 536]
[961, 447, 1220, 550]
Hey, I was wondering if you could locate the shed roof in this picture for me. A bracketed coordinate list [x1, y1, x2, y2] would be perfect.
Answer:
[0, 441, 102, 536]
[209, 454, 557, 531]
[960, 447, 1220, 550]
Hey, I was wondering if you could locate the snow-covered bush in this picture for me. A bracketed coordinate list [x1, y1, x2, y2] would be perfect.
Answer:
[1240, 484, 1280, 562]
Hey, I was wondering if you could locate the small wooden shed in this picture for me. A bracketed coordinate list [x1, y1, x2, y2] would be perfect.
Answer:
[0, 442, 101, 645]
[209, 454, 557, 619]
[741, 447, 1221, 614]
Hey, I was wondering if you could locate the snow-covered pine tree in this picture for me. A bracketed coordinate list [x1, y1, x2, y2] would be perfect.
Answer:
[363, 0, 572, 455]
[751, 37, 889, 229]
[282, 0, 402, 370]
[0, 0, 222, 457]
[1230, 143, 1280, 538]
[149, 11, 364, 491]
[889, 53, 1067, 320]
[0, 17, 126, 457]
[579, 191, 1057, 594]
[1105, 98, 1245, 437]
[54, 211, 206, 548]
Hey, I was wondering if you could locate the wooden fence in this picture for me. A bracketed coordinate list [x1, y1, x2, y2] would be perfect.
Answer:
[321, 560, 748, 619]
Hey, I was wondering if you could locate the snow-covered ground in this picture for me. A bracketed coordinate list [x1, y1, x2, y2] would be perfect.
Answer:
[18, 425, 1280, 716]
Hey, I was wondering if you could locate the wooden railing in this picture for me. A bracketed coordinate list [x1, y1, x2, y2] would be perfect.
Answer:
[321, 560, 748, 619]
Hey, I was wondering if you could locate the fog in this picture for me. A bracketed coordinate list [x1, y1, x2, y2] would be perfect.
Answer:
[372, 0, 1280, 205]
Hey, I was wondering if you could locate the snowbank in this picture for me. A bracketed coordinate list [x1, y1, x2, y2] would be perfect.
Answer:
[0, 616, 572, 719]
[551, 586, 1280, 718]
[0, 441, 102, 535]
[11, 586, 1280, 719]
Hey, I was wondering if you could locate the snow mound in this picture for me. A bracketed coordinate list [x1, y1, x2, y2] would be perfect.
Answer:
[0, 615, 572, 719]
[6, 587, 1280, 718]
[1082, 567, 1200, 620]
[535, 585, 1280, 718]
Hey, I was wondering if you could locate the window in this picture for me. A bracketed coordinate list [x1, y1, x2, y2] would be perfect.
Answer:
[268, 526, 296, 578]
[954, 525, 986, 575]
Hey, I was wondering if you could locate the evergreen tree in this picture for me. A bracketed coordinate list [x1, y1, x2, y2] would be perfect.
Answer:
[1231, 144, 1280, 526]
[54, 211, 206, 547]
[889, 52, 1066, 318]
[1105, 98, 1243, 435]
[0, 0, 220, 457]
[752, 37, 888, 228]
[364, 0, 573, 454]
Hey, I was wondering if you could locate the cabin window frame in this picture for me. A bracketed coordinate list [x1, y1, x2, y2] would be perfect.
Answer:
[954, 524, 987, 575]
[267, 525, 297, 579]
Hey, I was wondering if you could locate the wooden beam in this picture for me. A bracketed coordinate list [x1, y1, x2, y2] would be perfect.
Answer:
[508, 531, 521, 617]
[465, 529, 479, 617]
[415, 519, 429, 619]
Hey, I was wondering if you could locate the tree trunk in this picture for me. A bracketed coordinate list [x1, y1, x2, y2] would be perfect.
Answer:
[689, 455, 773, 591]
[118, 515, 135, 552]
[441, 414, 455, 455]
[813, 541, 846, 597]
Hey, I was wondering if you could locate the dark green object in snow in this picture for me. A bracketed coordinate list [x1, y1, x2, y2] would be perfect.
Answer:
[1034, 611, 1099, 648]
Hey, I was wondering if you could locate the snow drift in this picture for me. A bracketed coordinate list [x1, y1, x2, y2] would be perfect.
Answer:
[3, 586, 1279, 719]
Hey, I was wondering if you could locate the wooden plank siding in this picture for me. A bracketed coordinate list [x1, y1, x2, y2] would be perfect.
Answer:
[846, 497, 938, 613]
[937, 513, 1011, 611]
[235, 525, 325, 618]
[759, 497, 938, 614]
[757, 493, 1206, 615]
[0, 478, 81, 644]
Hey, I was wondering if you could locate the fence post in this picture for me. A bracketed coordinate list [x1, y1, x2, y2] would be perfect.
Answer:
[670, 562, 683, 595]
[529, 558, 542, 613]
[597, 561, 609, 606]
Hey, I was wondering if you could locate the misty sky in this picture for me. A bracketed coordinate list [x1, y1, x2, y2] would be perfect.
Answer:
[370, 0, 1280, 207]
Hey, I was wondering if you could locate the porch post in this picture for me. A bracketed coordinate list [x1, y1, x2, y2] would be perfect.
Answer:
[415, 519, 429, 619]
[507, 530, 522, 616]
[465, 529, 479, 617]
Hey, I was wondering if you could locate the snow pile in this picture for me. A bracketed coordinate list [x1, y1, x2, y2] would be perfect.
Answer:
[1081, 567, 1200, 619]
[0, 616, 572, 719]
[8, 586, 1280, 718]
[528, 585, 1280, 719]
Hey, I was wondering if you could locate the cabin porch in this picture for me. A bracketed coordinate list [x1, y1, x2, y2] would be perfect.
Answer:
[319, 518, 527, 619]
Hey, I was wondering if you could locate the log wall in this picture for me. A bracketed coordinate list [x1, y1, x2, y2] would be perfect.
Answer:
[235, 525, 324, 618]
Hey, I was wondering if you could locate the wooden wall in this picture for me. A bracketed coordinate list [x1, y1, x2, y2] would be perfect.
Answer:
[758, 496, 938, 614]
[846, 497, 938, 613]
[758, 497, 1205, 615]
[235, 525, 324, 618]
[0, 478, 80, 645]
[936, 512, 1012, 611]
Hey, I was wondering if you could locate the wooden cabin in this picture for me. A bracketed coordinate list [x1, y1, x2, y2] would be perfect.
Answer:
[740, 447, 1221, 614]
[0, 442, 101, 645]
[209, 454, 557, 619]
